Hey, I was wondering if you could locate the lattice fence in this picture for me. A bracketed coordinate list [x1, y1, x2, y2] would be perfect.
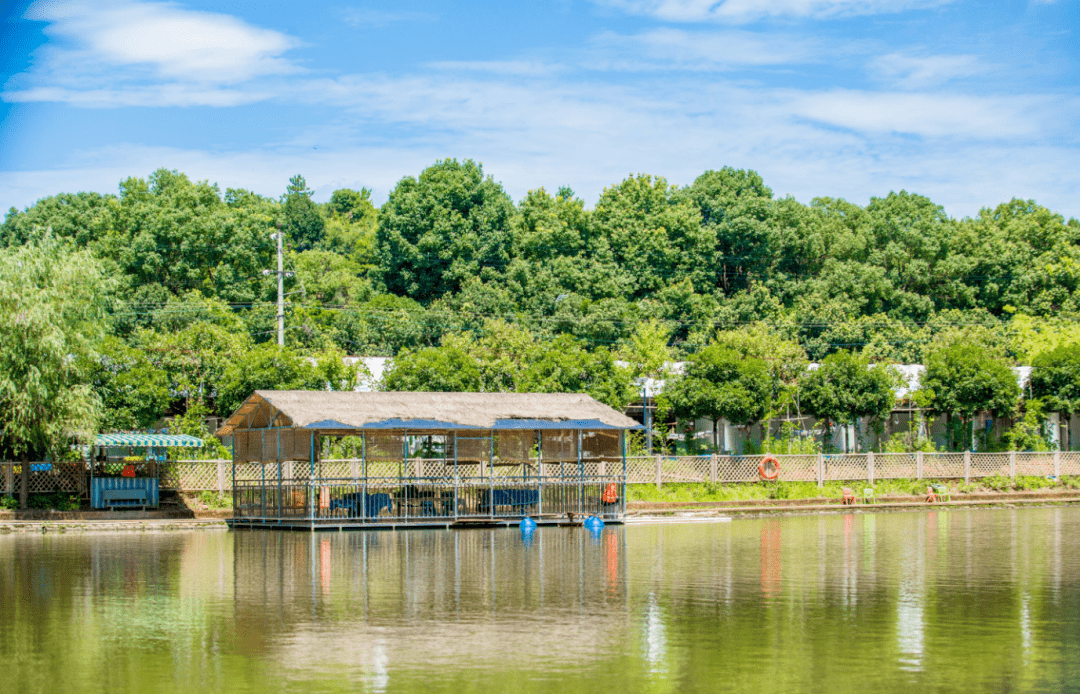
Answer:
[625, 456, 654, 484]
[971, 453, 1010, 477]
[1062, 452, 1080, 475]
[774, 455, 819, 482]
[1015, 452, 1055, 477]
[922, 453, 965, 479]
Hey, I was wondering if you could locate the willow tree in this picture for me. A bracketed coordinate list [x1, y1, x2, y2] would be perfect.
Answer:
[0, 239, 109, 508]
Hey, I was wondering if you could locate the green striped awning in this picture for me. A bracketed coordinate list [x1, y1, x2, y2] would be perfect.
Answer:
[95, 434, 204, 448]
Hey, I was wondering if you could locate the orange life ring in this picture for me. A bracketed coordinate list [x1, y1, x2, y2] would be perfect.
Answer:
[602, 483, 619, 504]
[759, 456, 780, 481]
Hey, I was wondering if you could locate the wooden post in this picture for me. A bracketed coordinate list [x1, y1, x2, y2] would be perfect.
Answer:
[867, 451, 875, 486]
[964, 449, 971, 485]
[1054, 450, 1061, 478]
[1009, 451, 1016, 479]
[655, 454, 662, 490]
[916, 451, 923, 480]
[217, 460, 227, 495]
[710, 454, 717, 484]
[20, 454, 28, 510]
[816, 452, 823, 488]
[3, 463, 11, 497]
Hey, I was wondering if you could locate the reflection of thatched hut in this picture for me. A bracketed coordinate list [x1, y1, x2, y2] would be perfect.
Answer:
[217, 391, 639, 530]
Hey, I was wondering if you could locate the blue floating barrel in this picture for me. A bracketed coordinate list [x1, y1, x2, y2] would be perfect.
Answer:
[519, 517, 538, 531]
[584, 515, 604, 528]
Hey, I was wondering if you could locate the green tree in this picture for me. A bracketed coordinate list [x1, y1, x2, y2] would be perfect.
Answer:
[660, 344, 772, 453]
[376, 159, 516, 301]
[1030, 344, 1080, 449]
[381, 345, 483, 392]
[799, 351, 896, 452]
[592, 174, 712, 298]
[216, 345, 358, 416]
[0, 240, 109, 507]
[518, 335, 636, 409]
[82, 337, 170, 431]
[283, 174, 326, 250]
[920, 343, 1018, 450]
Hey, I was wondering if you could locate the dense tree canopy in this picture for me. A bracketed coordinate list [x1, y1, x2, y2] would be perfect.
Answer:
[2, 160, 1078, 454]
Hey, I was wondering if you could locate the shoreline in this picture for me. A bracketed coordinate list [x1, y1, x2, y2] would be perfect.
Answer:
[3, 489, 1079, 533]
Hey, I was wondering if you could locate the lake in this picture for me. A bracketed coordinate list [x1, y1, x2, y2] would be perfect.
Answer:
[2, 507, 1078, 693]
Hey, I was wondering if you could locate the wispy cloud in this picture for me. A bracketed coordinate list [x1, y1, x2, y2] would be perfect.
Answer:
[869, 52, 983, 89]
[787, 88, 1062, 138]
[342, 8, 437, 27]
[589, 28, 821, 69]
[5, 0, 300, 106]
[590, 0, 953, 23]
[426, 61, 564, 76]
[4, 75, 1077, 218]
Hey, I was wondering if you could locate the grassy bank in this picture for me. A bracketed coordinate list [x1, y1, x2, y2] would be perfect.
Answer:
[627, 476, 1080, 504]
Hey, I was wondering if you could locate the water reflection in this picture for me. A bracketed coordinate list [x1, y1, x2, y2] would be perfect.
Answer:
[2, 508, 1080, 693]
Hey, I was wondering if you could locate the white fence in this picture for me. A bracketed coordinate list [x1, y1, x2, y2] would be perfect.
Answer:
[2, 452, 1078, 496]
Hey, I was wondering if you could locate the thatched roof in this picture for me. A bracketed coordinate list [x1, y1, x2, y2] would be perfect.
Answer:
[216, 391, 640, 436]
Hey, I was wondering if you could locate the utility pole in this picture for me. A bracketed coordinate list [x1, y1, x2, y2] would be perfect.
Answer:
[643, 384, 652, 455]
[276, 227, 285, 346]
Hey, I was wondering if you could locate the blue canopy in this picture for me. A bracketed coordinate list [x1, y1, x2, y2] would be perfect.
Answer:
[95, 434, 204, 448]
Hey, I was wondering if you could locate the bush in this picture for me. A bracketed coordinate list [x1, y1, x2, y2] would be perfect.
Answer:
[0, 495, 17, 511]
[27, 492, 81, 511]
[197, 491, 231, 509]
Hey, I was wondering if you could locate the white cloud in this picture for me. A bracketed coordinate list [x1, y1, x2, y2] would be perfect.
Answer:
[591, 0, 952, 23]
[343, 8, 437, 27]
[589, 28, 820, 69]
[426, 61, 564, 76]
[869, 52, 983, 89]
[9, 72, 1072, 217]
[788, 89, 1065, 138]
[5, 0, 300, 106]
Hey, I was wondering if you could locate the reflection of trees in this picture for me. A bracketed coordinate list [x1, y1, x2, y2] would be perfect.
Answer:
[621, 510, 1077, 692]
[1, 511, 1079, 691]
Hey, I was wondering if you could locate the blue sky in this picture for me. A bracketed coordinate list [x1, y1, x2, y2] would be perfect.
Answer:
[0, 0, 1077, 217]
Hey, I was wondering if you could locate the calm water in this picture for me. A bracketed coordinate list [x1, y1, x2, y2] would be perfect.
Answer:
[3, 508, 1079, 693]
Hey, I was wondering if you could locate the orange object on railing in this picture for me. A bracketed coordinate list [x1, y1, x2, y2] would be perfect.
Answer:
[759, 455, 780, 481]
[602, 482, 619, 504]
[319, 486, 330, 510]
[121, 465, 136, 478]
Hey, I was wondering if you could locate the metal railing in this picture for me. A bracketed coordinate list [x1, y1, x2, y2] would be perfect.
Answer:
[232, 475, 624, 523]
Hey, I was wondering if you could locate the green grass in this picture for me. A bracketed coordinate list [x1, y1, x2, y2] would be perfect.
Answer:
[627, 475, 1074, 504]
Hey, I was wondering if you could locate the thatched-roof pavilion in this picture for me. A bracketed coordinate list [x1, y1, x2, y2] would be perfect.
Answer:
[220, 391, 637, 530]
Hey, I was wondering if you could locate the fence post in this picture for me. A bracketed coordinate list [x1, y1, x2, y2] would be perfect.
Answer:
[1009, 451, 1016, 479]
[655, 455, 662, 491]
[710, 454, 717, 484]
[3, 463, 11, 496]
[217, 460, 227, 495]
[816, 452, 823, 488]
[916, 451, 923, 480]
[867, 451, 875, 486]
[1054, 450, 1061, 478]
[963, 450, 971, 485]
[350, 458, 359, 482]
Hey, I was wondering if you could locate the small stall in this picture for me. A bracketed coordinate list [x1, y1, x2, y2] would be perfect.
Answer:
[91, 434, 204, 509]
